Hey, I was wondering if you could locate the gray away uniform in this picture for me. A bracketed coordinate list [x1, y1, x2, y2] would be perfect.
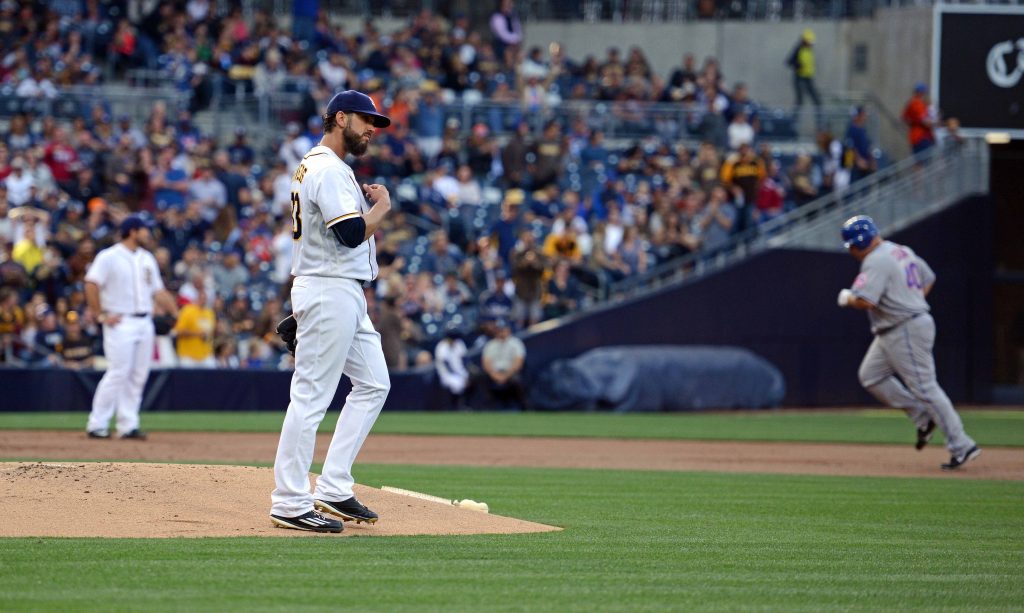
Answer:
[851, 240, 976, 455]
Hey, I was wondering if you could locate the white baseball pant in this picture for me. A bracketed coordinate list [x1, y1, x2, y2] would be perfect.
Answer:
[87, 316, 154, 435]
[271, 276, 390, 518]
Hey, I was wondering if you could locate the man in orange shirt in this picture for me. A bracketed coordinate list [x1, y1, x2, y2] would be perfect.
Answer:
[901, 82, 935, 154]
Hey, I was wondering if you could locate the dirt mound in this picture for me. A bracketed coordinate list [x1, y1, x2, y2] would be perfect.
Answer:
[0, 462, 560, 538]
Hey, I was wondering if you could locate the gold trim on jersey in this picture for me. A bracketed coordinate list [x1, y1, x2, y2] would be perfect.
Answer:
[325, 212, 361, 227]
[303, 152, 327, 159]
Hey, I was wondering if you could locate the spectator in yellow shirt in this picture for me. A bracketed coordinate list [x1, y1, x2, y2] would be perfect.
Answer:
[542, 225, 583, 264]
[12, 221, 44, 275]
[173, 286, 215, 368]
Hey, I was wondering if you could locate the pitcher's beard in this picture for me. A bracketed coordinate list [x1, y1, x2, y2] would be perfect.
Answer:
[344, 125, 369, 156]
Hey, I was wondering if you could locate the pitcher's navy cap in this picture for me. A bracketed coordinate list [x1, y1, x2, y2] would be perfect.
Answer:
[325, 90, 391, 128]
[121, 214, 153, 236]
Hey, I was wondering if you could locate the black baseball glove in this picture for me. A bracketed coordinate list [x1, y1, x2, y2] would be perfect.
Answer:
[276, 314, 298, 356]
[153, 315, 176, 336]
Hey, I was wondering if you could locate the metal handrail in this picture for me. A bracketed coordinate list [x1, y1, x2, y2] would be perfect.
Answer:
[607, 138, 988, 298]
[319, 0, 1016, 21]
[20, 84, 872, 145]
[777, 140, 988, 250]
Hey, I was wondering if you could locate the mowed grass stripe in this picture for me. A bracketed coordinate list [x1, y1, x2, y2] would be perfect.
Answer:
[0, 465, 1020, 611]
[1, 410, 1023, 446]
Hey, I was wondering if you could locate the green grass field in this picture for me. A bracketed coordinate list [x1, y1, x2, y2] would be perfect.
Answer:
[3, 408, 1024, 446]
[2, 411, 1022, 611]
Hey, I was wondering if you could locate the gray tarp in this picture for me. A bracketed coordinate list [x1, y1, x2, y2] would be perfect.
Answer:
[529, 346, 786, 412]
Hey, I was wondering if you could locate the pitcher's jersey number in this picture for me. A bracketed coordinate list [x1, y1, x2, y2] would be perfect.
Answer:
[291, 191, 302, 240]
[291, 162, 307, 240]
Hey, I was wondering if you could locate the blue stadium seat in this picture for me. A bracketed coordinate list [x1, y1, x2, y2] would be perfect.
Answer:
[51, 98, 81, 119]
[759, 111, 798, 140]
[482, 187, 503, 206]
[0, 94, 22, 117]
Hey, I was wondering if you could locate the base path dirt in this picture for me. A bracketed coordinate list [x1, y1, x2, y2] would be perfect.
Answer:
[1, 430, 1022, 481]
[0, 462, 561, 538]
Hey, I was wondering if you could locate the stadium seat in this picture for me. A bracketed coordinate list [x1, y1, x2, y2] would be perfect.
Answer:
[52, 98, 82, 119]
[0, 94, 22, 117]
[482, 187, 503, 206]
[760, 111, 798, 140]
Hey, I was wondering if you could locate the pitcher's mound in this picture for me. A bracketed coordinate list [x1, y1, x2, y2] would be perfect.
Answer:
[0, 462, 560, 538]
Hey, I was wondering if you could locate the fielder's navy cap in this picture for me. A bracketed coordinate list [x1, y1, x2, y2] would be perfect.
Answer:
[120, 214, 153, 236]
[325, 90, 391, 128]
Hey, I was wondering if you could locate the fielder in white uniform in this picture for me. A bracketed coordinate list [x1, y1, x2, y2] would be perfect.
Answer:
[270, 90, 393, 533]
[837, 216, 980, 470]
[435, 327, 470, 410]
[85, 215, 179, 439]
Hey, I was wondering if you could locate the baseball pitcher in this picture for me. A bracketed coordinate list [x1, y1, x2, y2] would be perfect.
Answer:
[837, 216, 980, 470]
[270, 91, 392, 533]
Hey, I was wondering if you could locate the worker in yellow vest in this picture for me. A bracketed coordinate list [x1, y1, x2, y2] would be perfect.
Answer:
[787, 29, 821, 116]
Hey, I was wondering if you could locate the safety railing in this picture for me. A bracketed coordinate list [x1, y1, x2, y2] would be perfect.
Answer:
[3, 84, 307, 148]
[608, 138, 989, 298]
[770, 139, 988, 250]
[4, 82, 871, 148]
[315, 0, 1021, 21]
[433, 99, 864, 144]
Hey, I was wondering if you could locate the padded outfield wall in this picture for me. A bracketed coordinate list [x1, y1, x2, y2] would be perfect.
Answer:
[0, 196, 993, 412]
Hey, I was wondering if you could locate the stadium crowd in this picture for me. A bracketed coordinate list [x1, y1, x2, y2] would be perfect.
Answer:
[0, 1, 869, 372]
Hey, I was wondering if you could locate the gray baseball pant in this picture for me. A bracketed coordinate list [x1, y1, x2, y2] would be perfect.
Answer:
[858, 314, 976, 455]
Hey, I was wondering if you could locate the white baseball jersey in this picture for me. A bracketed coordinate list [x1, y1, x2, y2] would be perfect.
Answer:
[273, 143, 392, 521]
[851, 240, 935, 334]
[85, 241, 162, 438]
[290, 145, 378, 281]
[85, 243, 164, 315]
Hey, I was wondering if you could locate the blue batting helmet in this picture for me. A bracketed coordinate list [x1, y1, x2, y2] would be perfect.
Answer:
[841, 215, 879, 249]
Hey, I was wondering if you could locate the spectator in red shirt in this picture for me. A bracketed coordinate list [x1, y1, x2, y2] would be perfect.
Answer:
[111, 19, 138, 76]
[754, 159, 786, 225]
[42, 127, 80, 188]
[901, 82, 935, 154]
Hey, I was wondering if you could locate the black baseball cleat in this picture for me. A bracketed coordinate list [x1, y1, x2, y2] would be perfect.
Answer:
[119, 429, 148, 440]
[941, 446, 981, 471]
[915, 419, 936, 451]
[87, 429, 110, 439]
[270, 510, 343, 533]
[315, 497, 379, 524]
